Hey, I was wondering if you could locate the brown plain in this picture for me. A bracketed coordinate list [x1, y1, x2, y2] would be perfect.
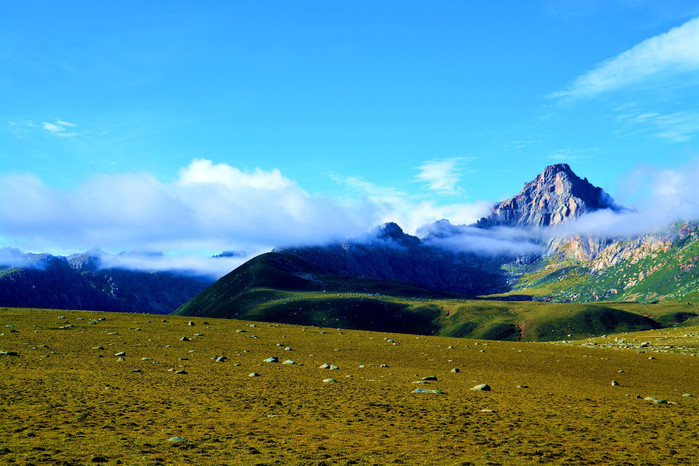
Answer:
[1, 308, 698, 465]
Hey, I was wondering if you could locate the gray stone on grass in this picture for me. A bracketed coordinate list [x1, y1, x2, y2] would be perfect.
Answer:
[412, 388, 445, 394]
[322, 378, 336, 383]
[450, 368, 460, 373]
[249, 372, 260, 377]
[611, 380, 620, 386]
[282, 359, 296, 365]
[422, 376, 438, 381]
[681, 393, 693, 397]
[0, 350, 19, 356]
[264, 357, 279, 363]
[470, 384, 491, 391]
[114, 351, 126, 357]
[168, 437, 188, 442]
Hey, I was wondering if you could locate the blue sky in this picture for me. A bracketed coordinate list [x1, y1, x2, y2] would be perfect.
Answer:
[2, 1, 699, 273]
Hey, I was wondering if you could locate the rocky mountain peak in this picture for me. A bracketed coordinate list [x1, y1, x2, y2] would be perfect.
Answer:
[477, 164, 620, 228]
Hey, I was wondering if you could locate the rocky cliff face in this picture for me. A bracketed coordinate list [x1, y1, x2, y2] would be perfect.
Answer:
[477, 164, 620, 228]
[516, 222, 699, 303]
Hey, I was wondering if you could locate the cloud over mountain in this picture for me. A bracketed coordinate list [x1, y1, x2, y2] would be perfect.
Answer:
[0, 159, 490, 259]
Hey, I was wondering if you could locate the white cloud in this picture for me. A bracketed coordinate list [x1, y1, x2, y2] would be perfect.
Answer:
[556, 158, 699, 238]
[415, 158, 466, 195]
[42, 119, 78, 137]
[551, 16, 699, 101]
[547, 148, 597, 162]
[614, 105, 699, 142]
[333, 173, 490, 235]
[0, 160, 382, 268]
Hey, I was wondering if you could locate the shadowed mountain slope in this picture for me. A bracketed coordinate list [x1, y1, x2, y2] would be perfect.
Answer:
[0, 250, 213, 314]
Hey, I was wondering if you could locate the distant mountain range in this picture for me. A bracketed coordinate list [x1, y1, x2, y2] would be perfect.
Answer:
[177, 163, 698, 325]
[4, 163, 698, 322]
[0, 249, 214, 314]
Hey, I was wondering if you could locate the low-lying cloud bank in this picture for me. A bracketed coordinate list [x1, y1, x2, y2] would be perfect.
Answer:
[2, 158, 697, 275]
[0, 159, 490, 275]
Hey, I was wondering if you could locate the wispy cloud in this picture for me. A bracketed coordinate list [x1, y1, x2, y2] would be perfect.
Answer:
[557, 157, 699, 238]
[547, 147, 598, 162]
[42, 119, 78, 137]
[614, 105, 699, 142]
[333, 173, 491, 234]
[550, 16, 699, 102]
[415, 158, 467, 196]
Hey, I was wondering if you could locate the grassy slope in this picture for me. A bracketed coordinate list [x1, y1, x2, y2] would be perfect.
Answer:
[1, 308, 697, 465]
[513, 230, 699, 303]
[175, 250, 698, 342]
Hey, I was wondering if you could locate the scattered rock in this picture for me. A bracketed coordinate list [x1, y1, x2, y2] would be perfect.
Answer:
[114, 351, 126, 357]
[319, 363, 330, 369]
[422, 376, 438, 381]
[611, 380, 620, 386]
[214, 356, 227, 363]
[450, 368, 460, 373]
[187, 321, 195, 326]
[131, 369, 142, 373]
[168, 437, 188, 442]
[180, 337, 191, 342]
[644, 397, 668, 404]
[618, 370, 625, 373]
[322, 378, 336, 383]
[412, 388, 446, 394]
[470, 384, 491, 391]
[249, 372, 260, 377]
[682, 394, 693, 397]
[92, 346, 104, 350]
[264, 357, 279, 363]
[282, 359, 296, 365]
[517, 385, 529, 389]
[90, 456, 109, 463]
[284, 347, 293, 351]
[0, 351, 19, 357]
[116, 357, 125, 362]
[175, 370, 187, 375]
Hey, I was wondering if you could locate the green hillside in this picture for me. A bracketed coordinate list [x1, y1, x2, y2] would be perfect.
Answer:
[174, 251, 699, 341]
[513, 225, 699, 303]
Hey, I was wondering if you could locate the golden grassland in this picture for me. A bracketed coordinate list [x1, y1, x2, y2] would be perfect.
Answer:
[1, 308, 698, 465]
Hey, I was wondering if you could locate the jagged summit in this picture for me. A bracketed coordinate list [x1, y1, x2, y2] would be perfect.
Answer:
[477, 163, 621, 228]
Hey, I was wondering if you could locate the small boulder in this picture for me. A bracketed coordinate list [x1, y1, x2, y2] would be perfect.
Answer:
[470, 384, 491, 391]
[412, 388, 446, 394]
[263, 357, 279, 363]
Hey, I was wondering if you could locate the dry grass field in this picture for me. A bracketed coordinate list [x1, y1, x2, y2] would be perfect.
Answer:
[1, 307, 698, 465]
